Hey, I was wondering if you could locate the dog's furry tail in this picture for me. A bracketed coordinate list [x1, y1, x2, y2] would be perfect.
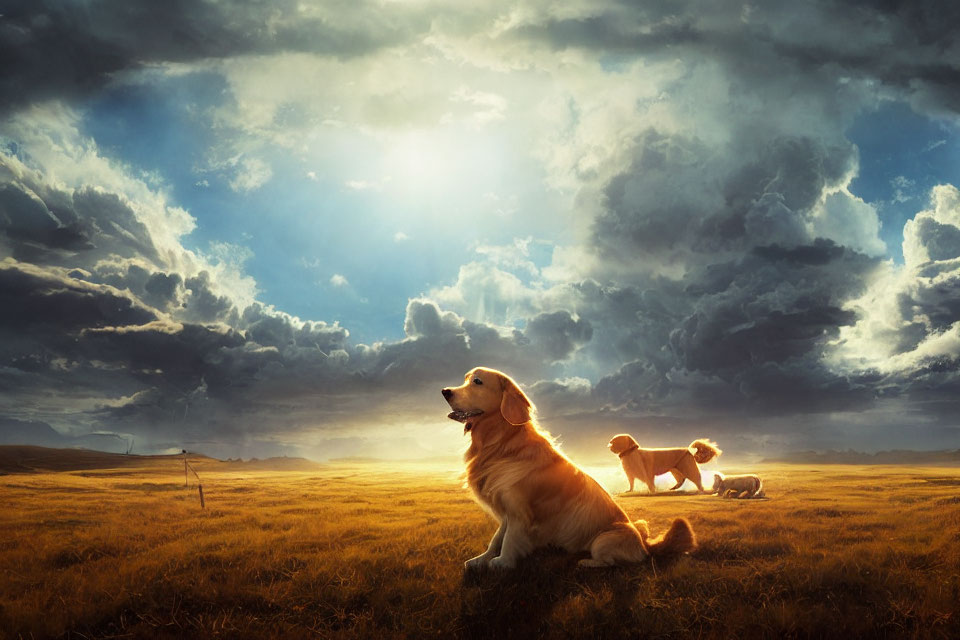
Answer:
[690, 439, 722, 464]
[642, 518, 697, 557]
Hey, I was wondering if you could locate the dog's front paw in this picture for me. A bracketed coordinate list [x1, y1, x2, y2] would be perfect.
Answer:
[488, 556, 515, 570]
[464, 554, 491, 571]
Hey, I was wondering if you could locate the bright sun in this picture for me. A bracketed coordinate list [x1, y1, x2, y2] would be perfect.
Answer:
[383, 131, 458, 194]
[380, 128, 505, 200]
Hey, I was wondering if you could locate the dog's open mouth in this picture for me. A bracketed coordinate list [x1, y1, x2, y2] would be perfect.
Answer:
[447, 409, 483, 433]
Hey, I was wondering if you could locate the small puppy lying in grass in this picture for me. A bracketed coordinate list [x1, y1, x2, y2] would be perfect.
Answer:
[607, 434, 721, 493]
[443, 367, 696, 569]
[712, 473, 764, 499]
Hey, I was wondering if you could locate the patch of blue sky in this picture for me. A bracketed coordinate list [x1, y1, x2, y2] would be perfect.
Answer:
[846, 101, 960, 263]
[79, 72, 569, 343]
[81, 70, 226, 201]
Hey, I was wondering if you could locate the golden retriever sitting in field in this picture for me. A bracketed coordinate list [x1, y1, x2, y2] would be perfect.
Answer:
[442, 367, 696, 569]
[712, 473, 764, 499]
[607, 434, 721, 493]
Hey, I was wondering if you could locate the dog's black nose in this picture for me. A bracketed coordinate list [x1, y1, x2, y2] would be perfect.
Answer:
[442, 388, 453, 399]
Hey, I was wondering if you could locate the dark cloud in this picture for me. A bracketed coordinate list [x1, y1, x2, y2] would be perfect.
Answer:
[670, 242, 871, 376]
[181, 272, 238, 325]
[80, 323, 245, 393]
[910, 218, 960, 262]
[524, 311, 593, 362]
[526, 377, 595, 418]
[594, 131, 858, 268]
[904, 272, 960, 332]
[506, 1, 960, 116]
[0, 182, 91, 254]
[564, 112, 885, 425]
[0, 261, 157, 332]
[0, 417, 66, 447]
[77, 296, 586, 445]
[0, 156, 160, 269]
[241, 302, 348, 353]
[0, 0, 431, 116]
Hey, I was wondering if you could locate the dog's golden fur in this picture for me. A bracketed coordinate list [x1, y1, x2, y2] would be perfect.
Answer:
[712, 473, 764, 499]
[443, 367, 696, 569]
[607, 434, 722, 493]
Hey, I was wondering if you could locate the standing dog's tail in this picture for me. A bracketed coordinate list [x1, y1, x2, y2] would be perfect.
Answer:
[689, 439, 722, 464]
[637, 517, 697, 557]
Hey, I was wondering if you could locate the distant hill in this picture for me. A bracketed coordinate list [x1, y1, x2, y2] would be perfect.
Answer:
[0, 445, 215, 473]
[0, 445, 323, 474]
[762, 449, 960, 465]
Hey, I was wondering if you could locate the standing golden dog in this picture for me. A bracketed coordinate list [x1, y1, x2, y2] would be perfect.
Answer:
[607, 434, 721, 493]
[442, 367, 696, 569]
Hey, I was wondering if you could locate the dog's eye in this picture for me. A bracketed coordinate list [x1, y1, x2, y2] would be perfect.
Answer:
[473, 377, 483, 385]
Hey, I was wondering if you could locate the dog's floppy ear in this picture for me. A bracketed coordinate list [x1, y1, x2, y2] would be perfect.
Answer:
[499, 374, 533, 426]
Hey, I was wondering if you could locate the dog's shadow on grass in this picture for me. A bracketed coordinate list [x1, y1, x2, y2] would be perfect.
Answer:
[456, 549, 687, 640]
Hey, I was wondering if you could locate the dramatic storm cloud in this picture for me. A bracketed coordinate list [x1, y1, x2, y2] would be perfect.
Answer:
[1, 1, 959, 460]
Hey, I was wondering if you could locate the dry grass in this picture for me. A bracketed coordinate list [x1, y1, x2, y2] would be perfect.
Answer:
[0, 459, 958, 639]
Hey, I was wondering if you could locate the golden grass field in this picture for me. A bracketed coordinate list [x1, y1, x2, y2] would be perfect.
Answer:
[1, 447, 959, 639]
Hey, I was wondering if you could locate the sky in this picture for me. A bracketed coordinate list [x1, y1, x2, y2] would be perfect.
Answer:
[1, 0, 959, 463]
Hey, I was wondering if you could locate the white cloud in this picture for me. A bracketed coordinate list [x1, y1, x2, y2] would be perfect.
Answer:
[344, 179, 381, 191]
[885, 322, 960, 373]
[330, 273, 349, 287]
[829, 184, 960, 374]
[449, 86, 507, 125]
[207, 241, 254, 268]
[394, 231, 409, 242]
[891, 175, 916, 203]
[809, 188, 886, 256]
[430, 261, 538, 326]
[903, 184, 960, 267]
[474, 236, 540, 276]
[481, 191, 520, 217]
[229, 156, 273, 193]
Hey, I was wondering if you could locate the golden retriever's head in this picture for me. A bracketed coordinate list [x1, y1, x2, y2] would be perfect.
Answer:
[607, 433, 640, 455]
[441, 367, 533, 432]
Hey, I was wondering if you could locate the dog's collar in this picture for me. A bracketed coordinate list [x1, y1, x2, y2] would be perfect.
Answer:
[618, 444, 639, 459]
